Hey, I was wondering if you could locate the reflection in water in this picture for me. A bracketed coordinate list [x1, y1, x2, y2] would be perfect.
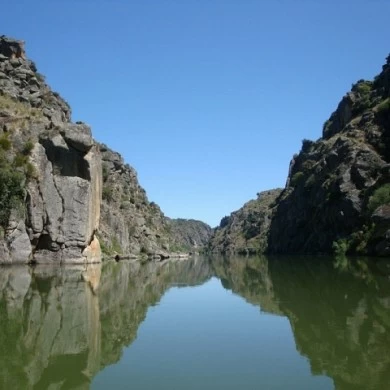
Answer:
[0, 255, 389, 389]
[212, 255, 390, 390]
[0, 258, 212, 390]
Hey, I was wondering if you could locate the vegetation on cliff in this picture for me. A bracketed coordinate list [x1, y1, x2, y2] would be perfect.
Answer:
[210, 54, 390, 256]
[209, 189, 281, 254]
[166, 218, 213, 252]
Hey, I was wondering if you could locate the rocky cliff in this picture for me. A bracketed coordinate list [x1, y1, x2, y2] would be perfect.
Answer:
[0, 36, 102, 264]
[98, 143, 174, 258]
[209, 189, 281, 254]
[268, 54, 390, 255]
[0, 35, 204, 264]
[166, 218, 213, 252]
[210, 54, 390, 256]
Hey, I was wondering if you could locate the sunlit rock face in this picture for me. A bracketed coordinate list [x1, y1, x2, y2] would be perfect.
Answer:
[0, 36, 102, 264]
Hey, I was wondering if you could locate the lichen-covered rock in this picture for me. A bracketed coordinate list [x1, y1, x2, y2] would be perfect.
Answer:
[0, 36, 102, 264]
[209, 189, 281, 254]
[167, 218, 213, 251]
[99, 143, 172, 257]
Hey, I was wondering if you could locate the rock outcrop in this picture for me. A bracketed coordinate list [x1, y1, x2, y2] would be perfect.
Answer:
[209, 189, 281, 254]
[268, 55, 390, 255]
[98, 143, 173, 258]
[166, 218, 213, 252]
[210, 54, 390, 256]
[0, 36, 101, 264]
[0, 35, 212, 263]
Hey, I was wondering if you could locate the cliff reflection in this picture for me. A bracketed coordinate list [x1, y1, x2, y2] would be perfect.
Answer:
[212, 255, 390, 390]
[0, 257, 212, 389]
[1, 255, 390, 389]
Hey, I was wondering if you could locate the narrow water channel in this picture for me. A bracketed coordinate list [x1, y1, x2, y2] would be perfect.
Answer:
[0, 255, 389, 389]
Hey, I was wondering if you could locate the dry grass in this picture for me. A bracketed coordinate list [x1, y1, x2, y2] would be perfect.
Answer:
[0, 94, 43, 130]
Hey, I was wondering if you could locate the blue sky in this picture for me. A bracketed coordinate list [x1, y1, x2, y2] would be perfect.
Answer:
[3, 1, 389, 227]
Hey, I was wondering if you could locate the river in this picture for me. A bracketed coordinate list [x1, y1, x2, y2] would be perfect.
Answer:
[0, 255, 389, 389]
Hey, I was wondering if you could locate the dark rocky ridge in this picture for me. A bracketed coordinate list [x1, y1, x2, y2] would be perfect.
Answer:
[210, 55, 390, 256]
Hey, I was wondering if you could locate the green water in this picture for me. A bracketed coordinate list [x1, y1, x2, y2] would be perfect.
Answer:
[0, 255, 390, 389]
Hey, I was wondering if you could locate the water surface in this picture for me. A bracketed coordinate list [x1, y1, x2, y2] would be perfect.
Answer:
[0, 255, 389, 389]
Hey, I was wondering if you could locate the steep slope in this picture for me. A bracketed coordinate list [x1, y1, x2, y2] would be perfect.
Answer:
[0, 36, 102, 264]
[166, 218, 213, 252]
[0, 35, 195, 263]
[98, 143, 173, 258]
[268, 55, 390, 255]
[211, 54, 390, 256]
[209, 189, 281, 254]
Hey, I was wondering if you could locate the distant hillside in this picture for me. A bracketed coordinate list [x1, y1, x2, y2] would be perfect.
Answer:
[209, 189, 281, 254]
[167, 218, 213, 251]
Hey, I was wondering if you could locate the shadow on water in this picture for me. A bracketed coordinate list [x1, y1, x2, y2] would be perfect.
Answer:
[0, 254, 390, 389]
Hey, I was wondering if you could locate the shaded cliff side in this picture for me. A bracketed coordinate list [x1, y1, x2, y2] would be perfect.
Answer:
[210, 54, 390, 256]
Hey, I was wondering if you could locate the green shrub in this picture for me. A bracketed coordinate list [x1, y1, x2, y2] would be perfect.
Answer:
[0, 160, 24, 227]
[22, 140, 34, 156]
[14, 153, 27, 167]
[301, 139, 314, 153]
[111, 236, 122, 254]
[25, 162, 37, 179]
[353, 80, 372, 94]
[102, 185, 114, 202]
[0, 135, 11, 151]
[290, 171, 305, 187]
[368, 183, 390, 212]
[332, 239, 349, 256]
[376, 98, 390, 114]
[102, 164, 109, 182]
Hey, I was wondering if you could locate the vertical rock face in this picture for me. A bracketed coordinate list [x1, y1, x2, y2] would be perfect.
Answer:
[0, 36, 102, 264]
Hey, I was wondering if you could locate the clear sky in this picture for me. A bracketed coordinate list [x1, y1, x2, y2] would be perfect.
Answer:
[3, 1, 389, 227]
